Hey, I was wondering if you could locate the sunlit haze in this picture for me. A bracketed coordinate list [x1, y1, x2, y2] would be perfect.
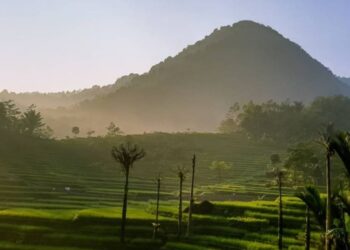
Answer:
[0, 0, 349, 92]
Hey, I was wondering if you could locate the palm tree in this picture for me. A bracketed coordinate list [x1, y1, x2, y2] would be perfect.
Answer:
[319, 123, 336, 250]
[186, 154, 196, 237]
[297, 186, 350, 249]
[330, 131, 350, 176]
[296, 186, 326, 249]
[333, 187, 350, 250]
[267, 154, 284, 250]
[304, 206, 311, 250]
[177, 167, 187, 239]
[277, 168, 284, 250]
[296, 186, 326, 229]
[111, 142, 145, 243]
[153, 175, 161, 240]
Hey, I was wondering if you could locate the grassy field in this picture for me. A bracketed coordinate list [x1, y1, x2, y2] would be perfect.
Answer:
[0, 132, 322, 249]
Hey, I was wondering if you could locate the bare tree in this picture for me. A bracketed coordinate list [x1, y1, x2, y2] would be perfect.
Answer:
[111, 142, 145, 243]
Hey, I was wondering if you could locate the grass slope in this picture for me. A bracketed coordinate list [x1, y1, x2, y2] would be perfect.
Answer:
[0, 132, 320, 249]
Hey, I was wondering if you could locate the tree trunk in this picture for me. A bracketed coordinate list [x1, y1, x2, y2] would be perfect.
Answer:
[153, 178, 161, 240]
[186, 154, 196, 237]
[278, 170, 283, 250]
[340, 207, 349, 250]
[305, 206, 310, 250]
[120, 168, 129, 244]
[326, 153, 332, 250]
[178, 175, 183, 239]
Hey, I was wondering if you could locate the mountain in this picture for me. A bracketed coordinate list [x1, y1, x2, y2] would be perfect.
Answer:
[339, 77, 350, 85]
[3, 21, 349, 136]
[0, 74, 137, 109]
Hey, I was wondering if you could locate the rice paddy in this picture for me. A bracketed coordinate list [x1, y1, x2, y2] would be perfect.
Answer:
[0, 132, 321, 249]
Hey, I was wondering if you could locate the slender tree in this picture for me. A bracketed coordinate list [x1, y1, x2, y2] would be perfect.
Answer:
[267, 153, 284, 250]
[296, 186, 326, 230]
[330, 131, 350, 176]
[319, 124, 335, 250]
[186, 154, 196, 237]
[111, 142, 145, 244]
[177, 167, 187, 239]
[305, 206, 311, 250]
[152, 176, 161, 240]
[296, 186, 326, 248]
[334, 187, 350, 250]
[277, 168, 283, 250]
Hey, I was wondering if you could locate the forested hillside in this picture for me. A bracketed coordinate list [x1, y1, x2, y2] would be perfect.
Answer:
[1, 21, 348, 137]
[0, 74, 137, 109]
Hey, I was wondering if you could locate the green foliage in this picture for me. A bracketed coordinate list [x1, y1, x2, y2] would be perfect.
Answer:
[209, 161, 232, 181]
[221, 96, 350, 142]
[21, 105, 45, 136]
[284, 143, 323, 185]
[330, 131, 350, 176]
[0, 100, 50, 138]
[106, 122, 122, 137]
[270, 154, 281, 166]
[0, 100, 20, 131]
[71, 126, 80, 136]
[3, 21, 347, 136]
[295, 186, 326, 230]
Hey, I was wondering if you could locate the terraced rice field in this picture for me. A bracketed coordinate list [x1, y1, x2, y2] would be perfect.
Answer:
[0, 132, 322, 249]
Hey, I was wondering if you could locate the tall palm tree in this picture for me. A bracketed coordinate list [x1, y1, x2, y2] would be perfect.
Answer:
[297, 186, 350, 249]
[186, 154, 196, 237]
[267, 156, 284, 250]
[333, 187, 350, 250]
[296, 186, 326, 249]
[304, 206, 311, 250]
[153, 175, 161, 240]
[296, 186, 326, 230]
[319, 123, 336, 250]
[330, 131, 350, 176]
[277, 168, 284, 250]
[111, 142, 145, 243]
[177, 167, 187, 239]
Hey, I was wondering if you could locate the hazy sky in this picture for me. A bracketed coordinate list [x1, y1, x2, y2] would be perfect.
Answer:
[0, 0, 349, 93]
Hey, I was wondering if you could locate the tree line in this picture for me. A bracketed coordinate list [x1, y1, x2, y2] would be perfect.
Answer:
[0, 100, 52, 138]
[272, 124, 350, 249]
[219, 95, 350, 142]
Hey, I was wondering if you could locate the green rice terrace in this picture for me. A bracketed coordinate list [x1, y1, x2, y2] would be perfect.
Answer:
[0, 132, 323, 249]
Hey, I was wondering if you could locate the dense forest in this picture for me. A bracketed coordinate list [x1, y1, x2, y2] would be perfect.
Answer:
[220, 95, 350, 142]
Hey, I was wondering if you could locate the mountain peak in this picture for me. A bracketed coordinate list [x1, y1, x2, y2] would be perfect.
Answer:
[2, 21, 348, 135]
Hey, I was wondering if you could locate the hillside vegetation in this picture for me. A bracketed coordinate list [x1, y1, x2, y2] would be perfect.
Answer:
[0, 131, 325, 249]
[1, 21, 348, 136]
